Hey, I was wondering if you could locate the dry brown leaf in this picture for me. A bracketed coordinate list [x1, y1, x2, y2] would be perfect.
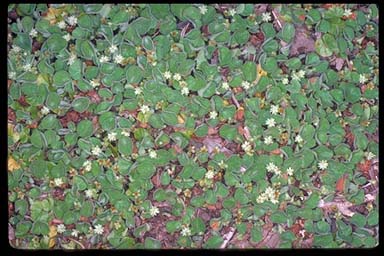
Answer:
[8, 156, 20, 172]
[43, 7, 62, 24]
[318, 198, 354, 217]
[48, 225, 57, 248]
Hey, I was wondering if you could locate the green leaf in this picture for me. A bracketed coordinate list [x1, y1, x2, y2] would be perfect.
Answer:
[30, 159, 48, 179]
[219, 124, 237, 141]
[350, 213, 366, 228]
[14, 33, 32, 52]
[77, 120, 94, 138]
[144, 237, 161, 249]
[251, 225, 263, 243]
[316, 220, 330, 234]
[191, 217, 205, 234]
[126, 65, 143, 84]
[270, 211, 287, 224]
[367, 210, 378, 226]
[46, 34, 67, 53]
[73, 176, 88, 191]
[99, 112, 116, 130]
[281, 23, 295, 43]
[80, 201, 94, 217]
[80, 40, 95, 60]
[118, 137, 132, 156]
[31, 221, 49, 235]
[242, 61, 257, 82]
[72, 97, 90, 113]
[16, 221, 32, 237]
[53, 70, 71, 86]
[204, 235, 223, 248]
[166, 220, 181, 233]
[69, 59, 83, 80]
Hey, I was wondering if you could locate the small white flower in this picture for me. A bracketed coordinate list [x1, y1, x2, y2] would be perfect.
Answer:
[209, 111, 218, 119]
[295, 135, 303, 144]
[205, 170, 215, 179]
[54, 178, 63, 187]
[241, 141, 253, 154]
[286, 167, 294, 176]
[71, 229, 79, 237]
[318, 160, 328, 170]
[173, 73, 181, 81]
[92, 146, 102, 156]
[67, 16, 78, 26]
[57, 224, 66, 234]
[140, 105, 151, 114]
[121, 130, 130, 137]
[23, 63, 32, 72]
[83, 160, 92, 172]
[199, 5, 208, 15]
[41, 106, 50, 115]
[266, 162, 278, 173]
[222, 82, 229, 90]
[241, 80, 251, 90]
[270, 197, 279, 204]
[149, 149, 157, 159]
[149, 206, 160, 217]
[57, 21, 66, 29]
[297, 70, 305, 78]
[262, 12, 272, 23]
[298, 229, 306, 238]
[270, 105, 279, 115]
[134, 87, 142, 95]
[359, 74, 367, 84]
[8, 71, 16, 80]
[265, 118, 276, 128]
[109, 44, 118, 53]
[100, 55, 110, 63]
[256, 193, 268, 203]
[114, 54, 124, 64]
[344, 9, 353, 16]
[63, 33, 71, 41]
[366, 152, 376, 160]
[163, 71, 172, 79]
[29, 28, 38, 38]
[264, 136, 273, 145]
[107, 132, 117, 142]
[85, 189, 96, 198]
[181, 226, 191, 236]
[67, 54, 77, 65]
[282, 77, 289, 85]
[90, 79, 100, 88]
[265, 186, 275, 198]
[228, 9, 236, 17]
[181, 87, 189, 96]
[12, 45, 22, 53]
[218, 160, 228, 169]
[94, 224, 104, 235]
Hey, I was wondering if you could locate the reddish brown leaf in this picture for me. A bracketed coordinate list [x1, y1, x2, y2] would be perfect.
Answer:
[335, 174, 348, 193]
[8, 108, 16, 122]
[18, 95, 29, 107]
[210, 220, 220, 231]
[357, 160, 371, 178]
[235, 107, 244, 121]
[270, 148, 281, 155]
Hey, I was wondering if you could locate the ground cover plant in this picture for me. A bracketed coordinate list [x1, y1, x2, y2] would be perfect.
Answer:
[7, 3, 379, 249]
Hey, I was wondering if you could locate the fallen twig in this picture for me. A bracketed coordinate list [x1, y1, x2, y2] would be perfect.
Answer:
[231, 92, 241, 108]
[220, 227, 236, 248]
[272, 9, 282, 29]
[68, 237, 86, 249]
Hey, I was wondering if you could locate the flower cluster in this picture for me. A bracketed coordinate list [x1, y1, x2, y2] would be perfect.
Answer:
[257, 186, 280, 204]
